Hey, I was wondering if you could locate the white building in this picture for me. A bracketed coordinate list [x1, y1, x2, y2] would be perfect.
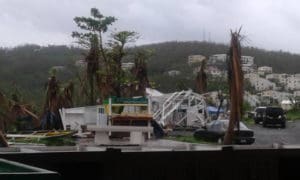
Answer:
[261, 90, 292, 104]
[244, 73, 259, 80]
[258, 66, 273, 76]
[278, 73, 289, 85]
[266, 73, 280, 81]
[208, 54, 227, 64]
[167, 70, 181, 77]
[242, 66, 255, 73]
[244, 91, 260, 107]
[188, 55, 206, 65]
[121, 62, 135, 71]
[286, 75, 300, 90]
[245, 73, 276, 91]
[206, 66, 223, 77]
[241, 56, 254, 66]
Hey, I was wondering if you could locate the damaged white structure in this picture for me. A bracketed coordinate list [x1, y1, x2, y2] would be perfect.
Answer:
[147, 88, 208, 128]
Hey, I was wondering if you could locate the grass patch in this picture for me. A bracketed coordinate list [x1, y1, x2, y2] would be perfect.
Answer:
[243, 117, 254, 125]
[165, 135, 214, 144]
[286, 109, 300, 121]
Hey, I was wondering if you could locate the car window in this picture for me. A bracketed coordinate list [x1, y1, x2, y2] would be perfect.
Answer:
[266, 107, 284, 116]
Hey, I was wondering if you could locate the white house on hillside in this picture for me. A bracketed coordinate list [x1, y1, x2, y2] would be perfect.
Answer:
[241, 56, 254, 66]
[287, 75, 300, 90]
[245, 73, 276, 91]
[258, 66, 272, 76]
[188, 55, 206, 65]
[266, 73, 280, 81]
[208, 54, 227, 64]
[206, 66, 223, 77]
[244, 91, 260, 107]
[261, 90, 292, 104]
[167, 70, 181, 77]
[121, 62, 135, 71]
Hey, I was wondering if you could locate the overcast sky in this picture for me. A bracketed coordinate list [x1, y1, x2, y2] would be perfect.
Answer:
[1, 0, 300, 53]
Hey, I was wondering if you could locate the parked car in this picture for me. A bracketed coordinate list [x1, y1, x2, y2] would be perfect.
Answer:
[253, 106, 266, 124]
[262, 106, 286, 128]
[194, 119, 255, 145]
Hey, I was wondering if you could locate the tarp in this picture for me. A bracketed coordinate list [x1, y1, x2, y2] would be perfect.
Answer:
[207, 106, 224, 114]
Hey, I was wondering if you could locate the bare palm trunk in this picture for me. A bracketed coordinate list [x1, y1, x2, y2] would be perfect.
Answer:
[196, 60, 207, 94]
[224, 29, 243, 145]
[89, 75, 94, 105]
[0, 131, 8, 147]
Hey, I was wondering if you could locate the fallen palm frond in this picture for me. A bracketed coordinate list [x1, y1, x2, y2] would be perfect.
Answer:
[223, 28, 244, 145]
[130, 50, 150, 96]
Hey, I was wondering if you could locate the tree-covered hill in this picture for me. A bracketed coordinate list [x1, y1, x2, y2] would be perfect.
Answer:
[142, 41, 300, 75]
[0, 44, 84, 106]
[140, 41, 300, 92]
[1, 41, 300, 105]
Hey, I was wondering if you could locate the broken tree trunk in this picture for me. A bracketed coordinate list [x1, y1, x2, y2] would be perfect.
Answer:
[195, 59, 207, 94]
[223, 29, 244, 145]
[0, 131, 8, 147]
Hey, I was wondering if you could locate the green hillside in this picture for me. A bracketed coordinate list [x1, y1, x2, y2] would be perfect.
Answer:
[1, 41, 300, 106]
[142, 41, 300, 92]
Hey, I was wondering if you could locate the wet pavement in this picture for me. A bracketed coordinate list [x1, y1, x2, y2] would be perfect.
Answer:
[249, 120, 300, 146]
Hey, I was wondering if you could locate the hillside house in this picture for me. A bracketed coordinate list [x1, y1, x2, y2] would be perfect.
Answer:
[245, 73, 276, 91]
[261, 90, 292, 104]
[188, 55, 206, 65]
[206, 66, 223, 77]
[241, 56, 254, 66]
[258, 66, 273, 76]
[286, 75, 300, 90]
[167, 70, 181, 77]
[208, 54, 227, 65]
[121, 62, 135, 71]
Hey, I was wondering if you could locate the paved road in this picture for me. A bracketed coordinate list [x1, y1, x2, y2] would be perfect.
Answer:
[249, 120, 300, 145]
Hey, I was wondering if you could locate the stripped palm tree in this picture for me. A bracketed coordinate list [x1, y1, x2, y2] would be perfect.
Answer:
[58, 81, 74, 108]
[42, 76, 74, 130]
[130, 50, 150, 96]
[223, 29, 244, 145]
[195, 59, 207, 94]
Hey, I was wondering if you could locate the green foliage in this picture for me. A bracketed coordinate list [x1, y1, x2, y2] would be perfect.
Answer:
[72, 8, 116, 47]
[286, 109, 300, 121]
[3, 40, 300, 112]
[165, 135, 212, 144]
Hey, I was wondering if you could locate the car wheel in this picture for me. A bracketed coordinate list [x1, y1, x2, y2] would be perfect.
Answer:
[281, 122, 286, 128]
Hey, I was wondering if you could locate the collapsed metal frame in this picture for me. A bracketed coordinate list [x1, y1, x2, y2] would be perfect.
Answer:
[151, 90, 208, 128]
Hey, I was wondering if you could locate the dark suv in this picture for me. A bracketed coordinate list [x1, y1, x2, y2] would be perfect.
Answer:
[253, 106, 266, 124]
[263, 106, 286, 128]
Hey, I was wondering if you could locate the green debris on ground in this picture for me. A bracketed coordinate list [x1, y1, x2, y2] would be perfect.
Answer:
[8, 137, 76, 146]
[165, 135, 216, 144]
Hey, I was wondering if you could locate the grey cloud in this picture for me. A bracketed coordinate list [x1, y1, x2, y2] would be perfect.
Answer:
[0, 0, 300, 53]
